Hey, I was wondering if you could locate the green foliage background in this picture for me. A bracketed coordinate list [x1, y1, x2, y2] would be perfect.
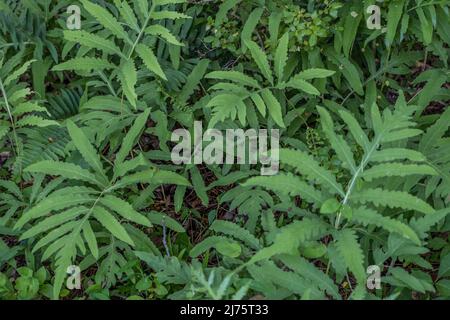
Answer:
[0, 0, 449, 300]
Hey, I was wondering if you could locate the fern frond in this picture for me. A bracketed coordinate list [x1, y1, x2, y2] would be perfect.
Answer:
[351, 206, 420, 245]
[63, 30, 124, 57]
[52, 57, 115, 72]
[248, 218, 328, 265]
[335, 229, 365, 283]
[370, 148, 426, 162]
[66, 120, 106, 181]
[190, 236, 239, 257]
[117, 59, 138, 108]
[243, 39, 273, 84]
[280, 149, 345, 197]
[24, 160, 102, 186]
[206, 71, 261, 89]
[80, 0, 132, 44]
[410, 207, 450, 239]
[279, 254, 341, 299]
[135, 44, 167, 80]
[242, 173, 323, 204]
[317, 106, 356, 172]
[210, 220, 261, 250]
[362, 163, 437, 181]
[350, 188, 435, 215]
[99, 195, 151, 227]
[145, 25, 183, 46]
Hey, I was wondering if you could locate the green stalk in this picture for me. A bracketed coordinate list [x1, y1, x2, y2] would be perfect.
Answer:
[127, 4, 156, 60]
[0, 77, 20, 162]
[335, 135, 382, 229]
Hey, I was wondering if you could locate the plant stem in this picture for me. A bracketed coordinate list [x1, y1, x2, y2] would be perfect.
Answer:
[335, 136, 382, 228]
[0, 77, 20, 163]
[127, 4, 155, 60]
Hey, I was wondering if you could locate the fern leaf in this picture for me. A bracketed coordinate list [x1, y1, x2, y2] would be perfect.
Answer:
[113, 154, 148, 179]
[248, 218, 328, 265]
[118, 59, 138, 108]
[243, 173, 323, 204]
[177, 59, 210, 106]
[279, 254, 341, 299]
[14, 194, 95, 229]
[82, 221, 99, 259]
[135, 44, 167, 80]
[419, 107, 450, 153]
[335, 229, 366, 283]
[410, 207, 450, 239]
[281, 78, 320, 95]
[113, 0, 139, 31]
[12, 102, 49, 116]
[352, 206, 420, 245]
[210, 220, 261, 249]
[389, 267, 427, 293]
[350, 188, 435, 214]
[206, 71, 261, 89]
[114, 169, 191, 190]
[100, 195, 151, 227]
[295, 68, 335, 80]
[250, 261, 319, 298]
[152, 170, 191, 186]
[4, 59, 35, 86]
[317, 106, 356, 172]
[153, 0, 186, 5]
[67, 120, 106, 180]
[280, 149, 345, 197]
[81, 95, 132, 113]
[145, 25, 183, 46]
[385, 0, 405, 46]
[250, 92, 266, 116]
[32, 221, 78, 253]
[52, 57, 115, 72]
[80, 0, 132, 44]
[92, 206, 134, 246]
[243, 39, 273, 85]
[338, 109, 370, 152]
[260, 89, 285, 128]
[20, 206, 88, 240]
[370, 148, 426, 162]
[115, 108, 151, 166]
[190, 236, 237, 257]
[362, 163, 437, 181]
[25, 160, 102, 186]
[151, 11, 191, 20]
[241, 7, 264, 53]
[16, 116, 59, 128]
[0, 179, 23, 199]
[8, 88, 31, 104]
[0, 125, 8, 140]
[274, 32, 289, 83]
[63, 30, 124, 57]
[53, 242, 77, 299]
[382, 129, 423, 143]
[146, 211, 185, 232]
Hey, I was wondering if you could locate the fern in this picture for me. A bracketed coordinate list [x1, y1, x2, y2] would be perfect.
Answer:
[0, 56, 58, 176]
[241, 91, 438, 290]
[351, 206, 420, 245]
[209, 219, 261, 250]
[247, 218, 328, 265]
[14, 116, 189, 299]
[350, 188, 435, 215]
[1, 0, 449, 302]
[53, 0, 188, 108]
[205, 34, 334, 128]
[335, 229, 365, 283]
